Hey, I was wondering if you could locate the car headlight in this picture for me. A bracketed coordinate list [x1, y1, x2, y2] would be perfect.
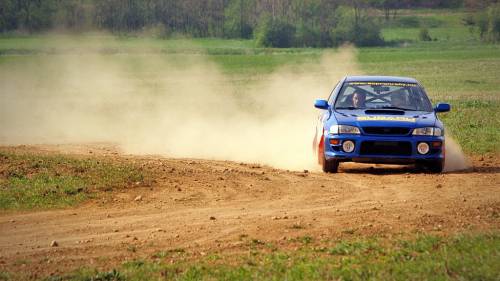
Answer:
[412, 127, 443, 136]
[329, 125, 361, 135]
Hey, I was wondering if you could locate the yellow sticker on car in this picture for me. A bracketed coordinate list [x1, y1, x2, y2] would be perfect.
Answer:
[357, 116, 416, 122]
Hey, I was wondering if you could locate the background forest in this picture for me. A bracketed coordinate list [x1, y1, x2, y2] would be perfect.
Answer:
[1, 0, 499, 47]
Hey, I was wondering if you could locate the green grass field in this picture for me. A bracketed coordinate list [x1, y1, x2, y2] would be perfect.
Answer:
[371, 9, 499, 154]
[0, 9, 498, 214]
[380, 9, 477, 42]
[0, 150, 147, 210]
[0, 9, 498, 280]
[9, 233, 496, 281]
[358, 43, 500, 154]
[3, 39, 495, 154]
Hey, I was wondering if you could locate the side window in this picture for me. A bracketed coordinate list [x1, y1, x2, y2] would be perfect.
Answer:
[410, 88, 427, 110]
[328, 82, 342, 105]
[336, 86, 355, 107]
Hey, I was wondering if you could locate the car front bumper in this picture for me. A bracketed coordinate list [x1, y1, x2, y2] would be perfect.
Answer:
[324, 134, 444, 164]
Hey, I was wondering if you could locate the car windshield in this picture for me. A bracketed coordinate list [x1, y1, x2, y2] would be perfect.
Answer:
[334, 82, 433, 112]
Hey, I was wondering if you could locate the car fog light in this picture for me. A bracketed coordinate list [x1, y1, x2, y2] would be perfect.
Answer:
[342, 140, 355, 153]
[417, 142, 430, 155]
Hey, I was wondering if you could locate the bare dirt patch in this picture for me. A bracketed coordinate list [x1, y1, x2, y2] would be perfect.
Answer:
[0, 144, 499, 278]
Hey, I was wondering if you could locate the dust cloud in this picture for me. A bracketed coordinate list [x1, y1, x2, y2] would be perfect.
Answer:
[0, 38, 358, 171]
[444, 136, 471, 172]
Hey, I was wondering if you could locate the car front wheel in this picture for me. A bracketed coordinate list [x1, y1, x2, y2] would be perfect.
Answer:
[321, 154, 339, 173]
[417, 159, 444, 173]
[427, 159, 444, 173]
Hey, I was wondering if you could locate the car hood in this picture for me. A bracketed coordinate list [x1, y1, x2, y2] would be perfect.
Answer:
[333, 109, 436, 128]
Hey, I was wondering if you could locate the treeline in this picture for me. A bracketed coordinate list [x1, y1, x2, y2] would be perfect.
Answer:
[464, 2, 500, 43]
[0, 0, 494, 47]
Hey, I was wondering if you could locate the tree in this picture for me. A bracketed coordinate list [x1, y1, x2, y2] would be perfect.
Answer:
[224, 0, 254, 38]
[371, 0, 403, 20]
[419, 27, 432, 41]
[11, 0, 58, 32]
[55, 0, 90, 31]
[0, 0, 18, 31]
[330, 4, 384, 46]
[0, 0, 385, 45]
[255, 16, 295, 47]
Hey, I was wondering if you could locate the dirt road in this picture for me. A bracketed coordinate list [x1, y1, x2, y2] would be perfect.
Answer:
[0, 144, 498, 277]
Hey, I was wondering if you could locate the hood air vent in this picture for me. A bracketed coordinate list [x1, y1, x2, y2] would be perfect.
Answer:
[364, 109, 404, 115]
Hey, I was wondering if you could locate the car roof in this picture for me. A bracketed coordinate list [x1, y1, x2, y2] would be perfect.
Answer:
[344, 75, 419, 84]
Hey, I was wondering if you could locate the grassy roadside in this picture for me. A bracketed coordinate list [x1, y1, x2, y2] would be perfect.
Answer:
[0, 9, 497, 280]
[13, 233, 496, 281]
[361, 9, 500, 155]
[440, 100, 500, 154]
[358, 43, 500, 155]
[380, 8, 476, 43]
[1, 39, 498, 156]
[1, 10, 499, 157]
[0, 149, 149, 210]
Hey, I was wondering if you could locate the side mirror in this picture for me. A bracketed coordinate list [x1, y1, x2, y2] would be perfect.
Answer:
[434, 103, 451, 113]
[314, 99, 329, 110]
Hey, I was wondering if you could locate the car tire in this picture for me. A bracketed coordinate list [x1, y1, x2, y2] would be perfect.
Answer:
[424, 159, 444, 173]
[322, 155, 339, 173]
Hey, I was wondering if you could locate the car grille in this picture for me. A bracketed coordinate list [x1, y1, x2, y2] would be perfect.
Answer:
[360, 141, 412, 156]
[362, 127, 411, 136]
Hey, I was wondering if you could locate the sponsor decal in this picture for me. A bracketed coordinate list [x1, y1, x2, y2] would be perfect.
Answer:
[348, 82, 418, 87]
[357, 116, 416, 122]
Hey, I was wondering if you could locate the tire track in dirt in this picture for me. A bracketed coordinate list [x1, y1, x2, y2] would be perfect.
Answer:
[0, 144, 498, 277]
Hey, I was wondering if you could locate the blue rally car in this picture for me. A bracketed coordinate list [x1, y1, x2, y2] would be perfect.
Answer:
[313, 76, 450, 173]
